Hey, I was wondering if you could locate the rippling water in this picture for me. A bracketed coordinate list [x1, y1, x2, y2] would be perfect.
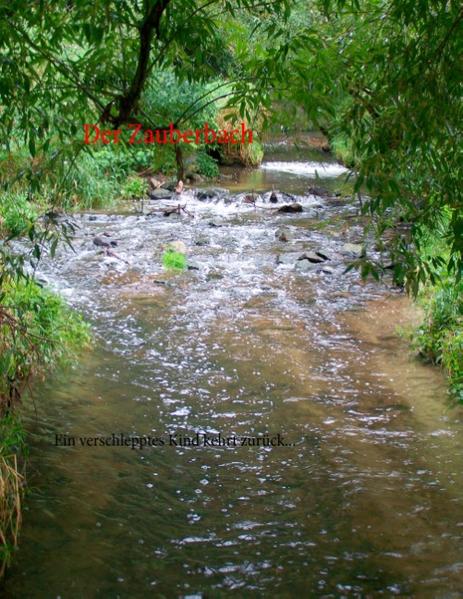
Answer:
[4, 157, 463, 597]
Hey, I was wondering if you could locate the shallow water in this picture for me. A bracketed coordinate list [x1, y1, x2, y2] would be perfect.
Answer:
[3, 153, 463, 597]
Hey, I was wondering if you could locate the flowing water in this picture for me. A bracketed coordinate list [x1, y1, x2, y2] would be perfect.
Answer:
[4, 146, 463, 598]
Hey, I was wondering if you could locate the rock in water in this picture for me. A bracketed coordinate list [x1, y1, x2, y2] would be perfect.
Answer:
[166, 241, 187, 254]
[93, 236, 110, 248]
[269, 191, 278, 203]
[278, 203, 303, 213]
[149, 188, 173, 200]
[276, 252, 304, 266]
[299, 251, 325, 264]
[308, 186, 330, 197]
[275, 227, 293, 242]
[196, 188, 229, 201]
[342, 243, 363, 256]
[295, 259, 317, 272]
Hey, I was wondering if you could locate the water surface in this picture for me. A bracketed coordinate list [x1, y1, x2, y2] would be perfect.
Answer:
[4, 153, 463, 598]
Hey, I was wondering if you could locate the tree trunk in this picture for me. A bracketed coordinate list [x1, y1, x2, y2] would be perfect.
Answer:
[175, 145, 185, 181]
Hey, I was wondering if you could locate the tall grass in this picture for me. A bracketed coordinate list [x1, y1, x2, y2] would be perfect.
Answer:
[0, 414, 25, 576]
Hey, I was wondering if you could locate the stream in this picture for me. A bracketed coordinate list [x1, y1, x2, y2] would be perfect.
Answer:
[4, 143, 463, 597]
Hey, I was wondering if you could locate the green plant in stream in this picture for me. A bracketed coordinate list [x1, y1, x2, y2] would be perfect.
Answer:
[162, 250, 187, 271]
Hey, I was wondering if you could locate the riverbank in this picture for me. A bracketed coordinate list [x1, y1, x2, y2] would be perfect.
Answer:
[0, 275, 90, 575]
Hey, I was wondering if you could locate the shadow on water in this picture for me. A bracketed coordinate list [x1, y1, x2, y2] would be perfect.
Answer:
[4, 151, 463, 597]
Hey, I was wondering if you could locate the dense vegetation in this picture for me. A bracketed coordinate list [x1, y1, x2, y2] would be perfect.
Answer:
[0, 0, 461, 576]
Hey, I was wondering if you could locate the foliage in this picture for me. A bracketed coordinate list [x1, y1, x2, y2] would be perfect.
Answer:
[152, 145, 178, 176]
[266, 0, 463, 293]
[0, 193, 38, 237]
[162, 249, 187, 271]
[121, 176, 148, 200]
[0, 275, 89, 576]
[413, 277, 463, 401]
[0, 279, 91, 409]
[330, 134, 353, 167]
[196, 152, 219, 179]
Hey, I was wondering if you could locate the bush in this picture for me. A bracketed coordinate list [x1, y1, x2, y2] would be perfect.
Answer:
[412, 278, 463, 400]
[121, 176, 148, 199]
[330, 133, 354, 167]
[62, 146, 155, 209]
[196, 152, 219, 178]
[0, 193, 38, 237]
[0, 279, 91, 407]
[216, 109, 264, 166]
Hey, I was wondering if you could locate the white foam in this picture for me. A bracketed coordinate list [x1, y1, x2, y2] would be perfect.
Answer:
[261, 161, 348, 177]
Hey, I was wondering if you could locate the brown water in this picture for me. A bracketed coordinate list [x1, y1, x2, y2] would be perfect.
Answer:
[3, 154, 463, 598]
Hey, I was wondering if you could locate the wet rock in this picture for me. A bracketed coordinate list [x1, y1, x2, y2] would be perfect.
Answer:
[196, 187, 229, 201]
[295, 259, 318, 272]
[299, 251, 325, 264]
[321, 266, 334, 274]
[269, 191, 279, 203]
[93, 236, 110, 248]
[208, 220, 223, 228]
[98, 232, 118, 247]
[243, 193, 257, 204]
[148, 188, 173, 200]
[206, 270, 224, 281]
[194, 235, 209, 246]
[280, 191, 297, 203]
[342, 242, 363, 256]
[278, 203, 303, 214]
[166, 241, 187, 254]
[163, 211, 181, 220]
[148, 176, 164, 190]
[163, 206, 181, 217]
[276, 252, 303, 265]
[275, 227, 293, 242]
[186, 172, 204, 184]
[163, 180, 178, 192]
[315, 250, 330, 261]
[88, 215, 97, 221]
[187, 260, 201, 271]
[308, 185, 330, 197]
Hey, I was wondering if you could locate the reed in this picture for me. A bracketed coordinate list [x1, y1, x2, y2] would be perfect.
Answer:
[0, 448, 24, 577]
